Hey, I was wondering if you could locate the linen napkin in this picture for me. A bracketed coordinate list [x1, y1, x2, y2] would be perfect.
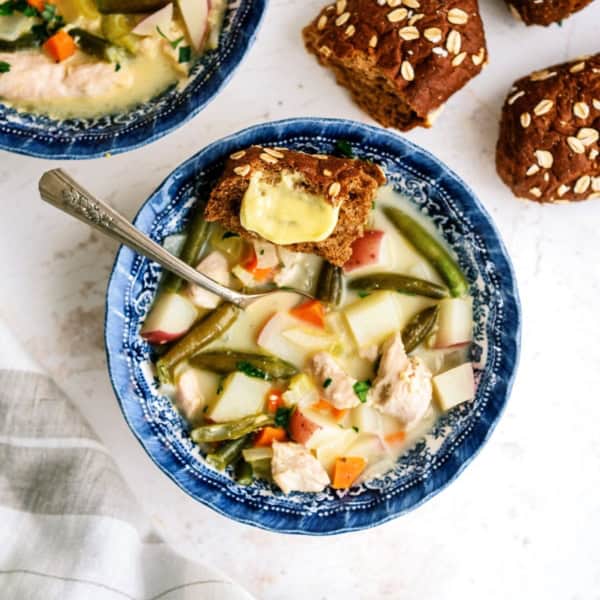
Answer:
[0, 321, 253, 600]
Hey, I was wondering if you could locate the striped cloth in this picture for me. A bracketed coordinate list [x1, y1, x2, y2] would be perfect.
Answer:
[0, 322, 253, 600]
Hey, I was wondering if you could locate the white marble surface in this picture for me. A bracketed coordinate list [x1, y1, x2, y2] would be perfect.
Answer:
[2, 1, 600, 598]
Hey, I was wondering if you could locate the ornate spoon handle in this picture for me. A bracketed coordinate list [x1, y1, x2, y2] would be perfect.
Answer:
[38, 169, 247, 307]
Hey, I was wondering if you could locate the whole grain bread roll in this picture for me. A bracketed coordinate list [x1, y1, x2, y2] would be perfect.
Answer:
[496, 54, 600, 204]
[303, 0, 488, 131]
[204, 145, 386, 266]
[505, 0, 594, 26]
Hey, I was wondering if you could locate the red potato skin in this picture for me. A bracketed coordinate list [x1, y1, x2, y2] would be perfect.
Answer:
[289, 408, 321, 444]
[343, 230, 385, 272]
[141, 330, 186, 345]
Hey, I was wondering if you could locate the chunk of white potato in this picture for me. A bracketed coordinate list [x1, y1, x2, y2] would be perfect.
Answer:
[257, 312, 311, 368]
[282, 373, 319, 407]
[343, 291, 401, 348]
[207, 372, 270, 422]
[351, 404, 383, 436]
[344, 433, 386, 464]
[253, 240, 279, 269]
[175, 367, 220, 425]
[432, 363, 475, 411]
[432, 297, 473, 348]
[271, 441, 330, 494]
[282, 326, 336, 352]
[315, 428, 359, 473]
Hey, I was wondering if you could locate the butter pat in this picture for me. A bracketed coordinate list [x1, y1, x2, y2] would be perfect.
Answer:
[240, 171, 340, 245]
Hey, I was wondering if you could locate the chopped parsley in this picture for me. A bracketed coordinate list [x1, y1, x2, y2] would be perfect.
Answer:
[323, 377, 332, 389]
[0, 61, 10, 73]
[259, 249, 265, 255]
[353, 379, 371, 403]
[178, 45, 191, 63]
[334, 139, 354, 158]
[0, 1, 13, 15]
[22, 3, 36, 15]
[40, 2, 56, 21]
[357, 290, 370, 298]
[352, 426, 359, 433]
[372, 201, 376, 210]
[115, 62, 121, 72]
[274, 406, 292, 428]
[236, 360, 268, 380]
[222, 231, 239, 239]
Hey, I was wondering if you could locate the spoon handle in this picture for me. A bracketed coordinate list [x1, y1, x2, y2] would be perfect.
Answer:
[38, 169, 245, 307]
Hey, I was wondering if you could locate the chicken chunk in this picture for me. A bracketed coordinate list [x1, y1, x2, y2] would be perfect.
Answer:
[370, 332, 432, 428]
[308, 352, 360, 410]
[186, 251, 231, 309]
[271, 441, 330, 494]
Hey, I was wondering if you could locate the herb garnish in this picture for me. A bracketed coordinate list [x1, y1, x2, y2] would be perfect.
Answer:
[323, 377, 332, 389]
[353, 380, 371, 403]
[237, 360, 268, 380]
[335, 139, 354, 158]
[0, 61, 10, 73]
[156, 26, 184, 49]
[274, 406, 292, 428]
[178, 45, 191, 63]
[357, 291, 370, 298]
[352, 426, 359, 433]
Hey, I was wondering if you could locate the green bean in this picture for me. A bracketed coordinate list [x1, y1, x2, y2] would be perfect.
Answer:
[235, 460, 254, 486]
[156, 303, 240, 384]
[190, 351, 298, 380]
[191, 413, 274, 443]
[384, 206, 469, 297]
[0, 33, 40, 51]
[348, 273, 448, 299]
[206, 434, 251, 471]
[69, 28, 126, 62]
[250, 458, 273, 483]
[402, 305, 439, 353]
[161, 209, 211, 294]
[316, 261, 343, 306]
[95, 0, 170, 14]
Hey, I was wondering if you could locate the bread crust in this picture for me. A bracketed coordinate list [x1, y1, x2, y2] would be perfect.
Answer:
[204, 146, 386, 266]
[303, 0, 487, 131]
[496, 54, 600, 204]
[506, 0, 593, 26]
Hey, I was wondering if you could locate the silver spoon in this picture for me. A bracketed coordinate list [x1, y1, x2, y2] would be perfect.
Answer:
[38, 169, 314, 309]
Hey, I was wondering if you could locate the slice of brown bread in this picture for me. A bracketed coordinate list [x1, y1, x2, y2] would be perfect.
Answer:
[204, 146, 386, 266]
[303, 0, 487, 131]
[496, 54, 600, 203]
[505, 0, 593, 26]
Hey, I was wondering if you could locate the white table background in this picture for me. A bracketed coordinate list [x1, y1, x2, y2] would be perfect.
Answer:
[2, 1, 600, 598]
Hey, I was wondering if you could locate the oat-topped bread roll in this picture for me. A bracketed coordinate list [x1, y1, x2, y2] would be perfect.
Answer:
[496, 55, 600, 204]
[302, 0, 488, 130]
[204, 146, 386, 266]
[505, 0, 594, 26]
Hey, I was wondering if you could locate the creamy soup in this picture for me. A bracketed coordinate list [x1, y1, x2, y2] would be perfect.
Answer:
[0, 0, 226, 118]
[142, 182, 476, 494]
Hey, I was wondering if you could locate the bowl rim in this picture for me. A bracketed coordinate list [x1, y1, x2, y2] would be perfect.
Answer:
[104, 117, 522, 535]
[0, 0, 267, 160]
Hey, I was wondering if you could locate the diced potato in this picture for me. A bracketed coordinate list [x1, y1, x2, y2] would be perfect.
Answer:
[350, 405, 382, 436]
[282, 326, 336, 352]
[257, 312, 311, 368]
[433, 363, 475, 411]
[253, 240, 279, 269]
[344, 433, 386, 463]
[207, 372, 270, 422]
[433, 297, 473, 348]
[315, 428, 359, 473]
[175, 367, 219, 425]
[282, 373, 319, 407]
[289, 406, 343, 449]
[343, 291, 401, 348]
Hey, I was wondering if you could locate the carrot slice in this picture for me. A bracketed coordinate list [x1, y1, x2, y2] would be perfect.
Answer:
[290, 300, 325, 328]
[27, 0, 46, 10]
[266, 389, 285, 413]
[43, 30, 76, 62]
[384, 431, 407, 444]
[241, 247, 274, 282]
[332, 456, 367, 489]
[254, 426, 288, 447]
[311, 398, 347, 422]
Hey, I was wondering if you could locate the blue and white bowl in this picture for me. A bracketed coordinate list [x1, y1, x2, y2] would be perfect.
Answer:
[105, 118, 521, 535]
[0, 0, 266, 159]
